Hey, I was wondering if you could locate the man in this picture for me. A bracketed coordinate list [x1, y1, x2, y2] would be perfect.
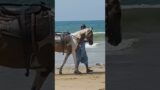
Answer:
[75, 24, 93, 74]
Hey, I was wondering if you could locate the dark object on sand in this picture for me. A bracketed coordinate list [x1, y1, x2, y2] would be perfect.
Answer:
[106, 0, 122, 46]
[96, 63, 102, 66]
[0, 2, 53, 90]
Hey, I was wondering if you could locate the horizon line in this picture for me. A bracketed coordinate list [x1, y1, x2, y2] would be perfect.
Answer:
[55, 19, 105, 22]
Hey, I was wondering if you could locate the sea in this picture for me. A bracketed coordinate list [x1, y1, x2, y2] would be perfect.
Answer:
[55, 20, 105, 67]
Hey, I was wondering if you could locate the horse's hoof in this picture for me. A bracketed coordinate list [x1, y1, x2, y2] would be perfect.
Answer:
[74, 71, 82, 74]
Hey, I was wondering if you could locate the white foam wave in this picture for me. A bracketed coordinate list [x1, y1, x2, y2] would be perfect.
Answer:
[93, 32, 105, 34]
[85, 43, 100, 48]
[71, 32, 105, 35]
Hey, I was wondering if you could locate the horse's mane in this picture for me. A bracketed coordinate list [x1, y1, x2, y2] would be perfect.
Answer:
[72, 28, 91, 35]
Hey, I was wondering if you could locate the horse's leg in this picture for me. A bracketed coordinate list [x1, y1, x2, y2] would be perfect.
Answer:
[31, 68, 50, 90]
[59, 52, 71, 74]
[72, 51, 81, 74]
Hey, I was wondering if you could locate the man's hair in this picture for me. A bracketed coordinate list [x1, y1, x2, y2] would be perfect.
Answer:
[80, 24, 86, 30]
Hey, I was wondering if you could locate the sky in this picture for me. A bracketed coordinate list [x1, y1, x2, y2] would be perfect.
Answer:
[55, 0, 105, 21]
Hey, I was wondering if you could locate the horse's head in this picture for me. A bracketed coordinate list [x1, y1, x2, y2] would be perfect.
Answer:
[73, 27, 93, 45]
[85, 27, 93, 45]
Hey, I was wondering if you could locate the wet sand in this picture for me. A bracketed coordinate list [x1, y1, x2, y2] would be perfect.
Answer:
[55, 65, 105, 90]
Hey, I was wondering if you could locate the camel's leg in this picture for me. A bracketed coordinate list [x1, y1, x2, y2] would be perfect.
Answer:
[59, 52, 71, 74]
[72, 51, 81, 74]
[31, 68, 50, 90]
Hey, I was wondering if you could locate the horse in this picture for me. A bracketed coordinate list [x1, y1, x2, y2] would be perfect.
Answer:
[0, 4, 53, 90]
[55, 27, 93, 74]
[106, 0, 122, 46]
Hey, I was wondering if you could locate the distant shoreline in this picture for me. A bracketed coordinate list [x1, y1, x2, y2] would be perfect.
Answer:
[122, 4, 160, 9]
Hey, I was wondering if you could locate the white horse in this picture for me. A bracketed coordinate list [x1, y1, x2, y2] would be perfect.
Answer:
[55, 27, 93, 74]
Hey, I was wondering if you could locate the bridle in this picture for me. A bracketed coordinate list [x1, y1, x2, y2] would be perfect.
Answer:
[86, 29, 93, 44]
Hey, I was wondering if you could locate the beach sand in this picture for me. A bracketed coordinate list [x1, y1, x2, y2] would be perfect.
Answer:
[55, 65, 105, 90]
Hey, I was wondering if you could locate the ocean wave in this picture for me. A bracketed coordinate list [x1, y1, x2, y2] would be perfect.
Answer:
[93, 32, 105, 41]
[85, 43, 100, 48]
[107, 38, 139, 51]
[93, 32, 105, 34]
[71, 32, 105, 34]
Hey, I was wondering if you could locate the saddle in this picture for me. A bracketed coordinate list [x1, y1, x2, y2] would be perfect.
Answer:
[0, 3, 53, 76]
[55, 32, 70, 42]
[55, 32, 71, 54]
